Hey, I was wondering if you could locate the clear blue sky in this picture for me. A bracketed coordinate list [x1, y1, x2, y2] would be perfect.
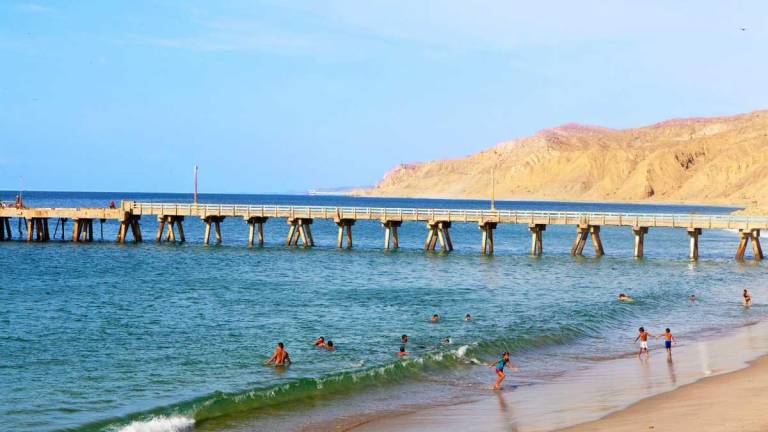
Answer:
[1, 1, 766, 193]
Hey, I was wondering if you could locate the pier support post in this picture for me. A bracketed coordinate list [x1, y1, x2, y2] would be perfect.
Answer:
[571, 225, 604, 257]
[117, 215, 142, 243]
[202, 216, 225, 245]
[0, 217, 11, 240]
[479, 222, 497, 255]
[590, 226, 604, 257]
[736, 229, 763, 261]
[529, 224, 546, 256]
[156, 216, 185, 243]
[335, 218, 354, 249]
[425, 221, 452, 252]
[287, 218, 314, 248]
[687, 228, 702, 261]
[71, 219, 93, 243]
[381, 220, 402, 251]
[632, 227, 648, 258]
[245, 216, 269, 247]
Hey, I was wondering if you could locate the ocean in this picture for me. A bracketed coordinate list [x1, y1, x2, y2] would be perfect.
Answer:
[1, 191, 766, 432]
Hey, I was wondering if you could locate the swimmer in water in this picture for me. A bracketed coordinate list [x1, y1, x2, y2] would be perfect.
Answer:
[431, 314, 439, 323]
[265, 342, 291, 366]
[618, 293, 634, 302]
[314, 337, 326, 348]
[488, 351, 517, 390]
[442, 337, 451, 345]
[743, 289, 752, 307]
[465, 313, 472, 321]
[689, 294, 697, 303]
[397, 346, 408, 357]
[401, 334, 408, 344]
[325, 341, 335, 351]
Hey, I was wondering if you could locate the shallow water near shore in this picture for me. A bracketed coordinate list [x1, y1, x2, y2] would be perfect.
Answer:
[1, 191, 766, 432]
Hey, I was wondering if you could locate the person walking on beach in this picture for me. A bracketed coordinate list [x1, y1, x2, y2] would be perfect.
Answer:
[489, 351, 516, 390]
[659, 328, 676, 359]
[265, 342, 291, 366]
[743, 289, 752, 307]
[634, 327, 653, 358]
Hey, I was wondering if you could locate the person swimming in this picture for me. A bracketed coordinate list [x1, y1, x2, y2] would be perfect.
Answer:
[465, 313, 472, 321]
[488, 351, 517, 390]
[397, 346, 408, 357]
[689, 294, 697, 302]
[431, 314, 439, 323]
[264, 342, 291, 366]
[442, 337, 451, 345]
[743, 289, 752, 307]
[314, 337, 326, 348]
[401, 334, 408, 344]
[325, 341, 335, 351]
[618, 293, 634, 302]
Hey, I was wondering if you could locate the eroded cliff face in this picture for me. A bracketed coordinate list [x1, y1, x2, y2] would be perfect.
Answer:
[360, 111, 768, 205]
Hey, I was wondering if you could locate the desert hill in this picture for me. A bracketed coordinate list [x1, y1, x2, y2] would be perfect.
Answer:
[359, 110, 768, 206]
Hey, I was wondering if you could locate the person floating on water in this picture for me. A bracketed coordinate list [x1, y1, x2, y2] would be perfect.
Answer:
[488, 351, 517, 390]
[314, 337, 326, 348]
[265, 342, 291, 366]
[431, 314, 439, 323]
[689, 294, 697, 303]
[325, 341, 335, 351]
[442, 337, 451, 345]
[465, 313, 472, 321]
[401, 334, 408, 344]
[617, 293, 634, 302]
[743, 289, 752, 307]
[658, 328, 676, 359]
[634, 327, 653, 358]
[397, 346, 408, 357]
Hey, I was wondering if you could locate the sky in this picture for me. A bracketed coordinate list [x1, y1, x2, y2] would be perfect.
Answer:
[1, 1, 767, 194]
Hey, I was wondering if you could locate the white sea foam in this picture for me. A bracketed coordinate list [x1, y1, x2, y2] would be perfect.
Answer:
[116, 415, 194, 432]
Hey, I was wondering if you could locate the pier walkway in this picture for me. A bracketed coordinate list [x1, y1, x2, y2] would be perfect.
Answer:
[1, 201, 766, 261]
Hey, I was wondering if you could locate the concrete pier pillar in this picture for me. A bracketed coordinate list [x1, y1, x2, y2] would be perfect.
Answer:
[632, 226, 648, 258]
[571, 225, 603, 257]
[287, 218, 314, 248]
[590, 226, 604, 256]
[335, 218, 354, 249]
[736, 229, 762, 261]
[425, 221, 452, 252]
[688, 228, 702, 261]
[381, 220, 402, 250]
[0, 217, 11, 240]
[245, 216, 268, 247]
[479, 221, 497, 255]
[202, 216, 225, 245]
[529, 224, 546, 256]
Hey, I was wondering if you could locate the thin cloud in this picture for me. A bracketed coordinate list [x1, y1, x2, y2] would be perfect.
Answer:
[17, 3, 54, 13]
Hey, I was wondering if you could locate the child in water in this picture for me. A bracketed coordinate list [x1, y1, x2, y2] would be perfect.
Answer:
[314, 337, 326, 348]
[401, 334, 409, 344]
[743, 289, 752, 307]
[325, 341, 335, 351]
[488, 352, 517, 390]
[634, 327, 653, 358]
[465, 313, 472, 321]
[431, 314, 439, 323]
[397, 346, 408, 357]
[265, 342, 291, 366]
[659, 328, 676, 359]
[617, 293, 634, 302]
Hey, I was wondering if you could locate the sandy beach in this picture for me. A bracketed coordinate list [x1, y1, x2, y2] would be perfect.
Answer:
[351, 320, 768, 432]
[561, 355, 768, 432]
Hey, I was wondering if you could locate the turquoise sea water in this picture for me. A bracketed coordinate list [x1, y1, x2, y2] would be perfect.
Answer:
[1, 192, 766, 432]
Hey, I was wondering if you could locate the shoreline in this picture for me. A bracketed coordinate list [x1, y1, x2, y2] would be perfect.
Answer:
[558, 354, 768, 431]
[346, 319, 768, 432]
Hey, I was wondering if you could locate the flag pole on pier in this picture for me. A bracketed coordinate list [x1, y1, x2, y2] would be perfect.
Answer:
[193, 165, 198, 206]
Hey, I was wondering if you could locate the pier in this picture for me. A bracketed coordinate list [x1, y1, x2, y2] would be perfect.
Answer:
[1, 201, 767, 261]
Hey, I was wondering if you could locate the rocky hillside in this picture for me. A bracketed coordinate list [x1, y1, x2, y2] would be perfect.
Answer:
[360, 110, 768, 206]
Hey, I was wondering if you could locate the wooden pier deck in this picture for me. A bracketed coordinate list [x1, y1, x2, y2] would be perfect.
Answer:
[1, 201, 767, 261]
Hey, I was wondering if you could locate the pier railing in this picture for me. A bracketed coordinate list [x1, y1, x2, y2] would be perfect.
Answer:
[127, 202, 768, 230]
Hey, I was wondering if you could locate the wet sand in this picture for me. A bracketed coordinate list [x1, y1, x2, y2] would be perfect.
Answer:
[351, 320, 768, 432]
